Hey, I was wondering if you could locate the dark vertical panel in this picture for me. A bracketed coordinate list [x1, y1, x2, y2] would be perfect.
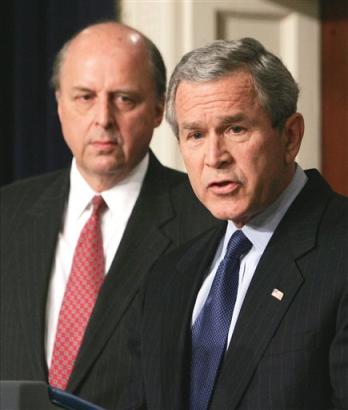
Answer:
[1, 0, 117, 186]
[12, 1, 50, 180]
[1, 1, 15, 184]
[321, 0, 348, 196]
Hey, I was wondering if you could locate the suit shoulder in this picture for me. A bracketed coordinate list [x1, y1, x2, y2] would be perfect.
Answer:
[1, 169, 68, 196]
[157, 164, 187, 185]
[159, 165, 202, 206]
[324, 192, 348, 235]
[0, 169, 68, 213]
[330, 191, 348, 210]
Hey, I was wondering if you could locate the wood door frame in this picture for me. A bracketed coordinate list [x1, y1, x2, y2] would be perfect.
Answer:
[321, 0, 348, 195]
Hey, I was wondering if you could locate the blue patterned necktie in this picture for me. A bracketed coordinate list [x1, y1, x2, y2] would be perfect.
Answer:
[190, 230, 252, 410]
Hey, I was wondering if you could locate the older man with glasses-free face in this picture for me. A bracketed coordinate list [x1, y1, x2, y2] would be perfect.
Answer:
[0, 22, 218, 410]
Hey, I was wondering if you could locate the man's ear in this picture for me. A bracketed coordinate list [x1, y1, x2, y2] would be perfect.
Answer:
[55, 90, 62, 117]
[282, 112, 304, 164]
[154, 96, 165, 128]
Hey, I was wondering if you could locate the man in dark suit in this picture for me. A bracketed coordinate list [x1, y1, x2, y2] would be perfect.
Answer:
[129, 38, 348, 409]
[0, 22, 217, 409]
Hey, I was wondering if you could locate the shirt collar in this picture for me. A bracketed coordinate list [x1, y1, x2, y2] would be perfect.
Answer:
[68, 153, 149, 221]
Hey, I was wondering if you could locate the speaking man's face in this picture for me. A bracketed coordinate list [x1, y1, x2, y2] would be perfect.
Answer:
[176, 71, 302, 227]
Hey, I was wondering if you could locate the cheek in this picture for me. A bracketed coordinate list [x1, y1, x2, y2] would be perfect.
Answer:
[63, 134, 83, 159]
[61, 119, 91, 159]
[242, 139, 278, 177]
[230, 150, 270, 206]
[244, 161, 271, 199]
[60, 107, 89, 135]
[187, 170, 202, 195]
[122, 109, 154, 136]
[181, 153, 204, 191]
[243, 149, 285, 204]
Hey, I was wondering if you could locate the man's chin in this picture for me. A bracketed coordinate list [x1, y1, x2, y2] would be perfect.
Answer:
[208, 205, 247, 226]
[91, 158, 125, 174]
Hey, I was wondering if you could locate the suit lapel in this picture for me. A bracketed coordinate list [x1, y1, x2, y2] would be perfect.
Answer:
[210, 229, 304, 409]
[210, 170, 334, 409]
[14, 171, 69, 380]
[68, 154, 180, 391]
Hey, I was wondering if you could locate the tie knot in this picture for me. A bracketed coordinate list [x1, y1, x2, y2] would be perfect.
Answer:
[225, 230, 252, 260]
[91, 195, 106, 215]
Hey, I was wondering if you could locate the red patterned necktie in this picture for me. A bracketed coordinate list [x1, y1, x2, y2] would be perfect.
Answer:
[49, 195, 106, 390]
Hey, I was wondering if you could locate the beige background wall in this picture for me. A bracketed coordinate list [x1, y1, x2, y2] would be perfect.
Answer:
[121, 0, 320, 172]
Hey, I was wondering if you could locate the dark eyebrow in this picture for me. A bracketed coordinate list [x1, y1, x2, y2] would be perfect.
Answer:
[180, 121, 202, 131]
[71, 87, 140, 98]
[218, 114, 246, 125]
[180, 114, 247, 131]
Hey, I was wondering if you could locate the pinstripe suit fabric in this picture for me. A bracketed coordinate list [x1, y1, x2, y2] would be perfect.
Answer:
[129, 169, 348, 410]
[0, 152, 218, 410]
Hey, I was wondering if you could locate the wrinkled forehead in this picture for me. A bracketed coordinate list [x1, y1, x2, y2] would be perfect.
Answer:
[175, 72, 257, 108]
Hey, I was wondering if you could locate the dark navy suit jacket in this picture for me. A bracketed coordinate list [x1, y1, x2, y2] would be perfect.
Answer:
[131, 170, 348, 410]
[0, 152, 218, 410]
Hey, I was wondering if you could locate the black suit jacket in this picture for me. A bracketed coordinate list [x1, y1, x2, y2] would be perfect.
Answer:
[0, 152, 218, 409]
[135, 170, 348, 410]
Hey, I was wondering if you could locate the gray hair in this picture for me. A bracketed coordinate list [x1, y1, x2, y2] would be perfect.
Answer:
[50, 22, 166, 101]
[166, 38, 299, 136]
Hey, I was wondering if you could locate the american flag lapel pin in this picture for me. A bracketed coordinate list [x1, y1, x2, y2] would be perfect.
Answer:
[271, 288, 284, 301]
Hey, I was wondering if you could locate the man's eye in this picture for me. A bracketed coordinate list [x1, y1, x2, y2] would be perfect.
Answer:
[228, 126, 244, 134]
[191, 131, 203, 140]
[117, 95, 134, 104]
[77, 94, 93, 101]
[115, 94, 136, 109]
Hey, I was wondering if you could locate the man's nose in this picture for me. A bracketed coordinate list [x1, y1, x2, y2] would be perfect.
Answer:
[204, 134, 231, 168]
[95, 96, 114, 129]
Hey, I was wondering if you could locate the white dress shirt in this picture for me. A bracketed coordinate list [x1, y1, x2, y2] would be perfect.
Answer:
[45, 154, 149, 367]
[192, 165, 307, 349]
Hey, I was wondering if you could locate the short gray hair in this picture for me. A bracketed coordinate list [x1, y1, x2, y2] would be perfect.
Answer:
[50, 22, 166, 101]
[166, 38, 299, 136]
